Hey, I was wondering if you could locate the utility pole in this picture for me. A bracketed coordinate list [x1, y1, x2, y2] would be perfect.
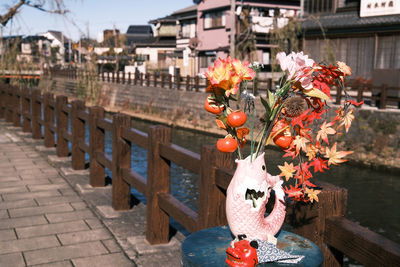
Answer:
[230, 0, 236, 57]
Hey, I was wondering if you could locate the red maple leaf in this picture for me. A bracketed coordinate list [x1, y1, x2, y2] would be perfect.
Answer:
[309, 157, 329, 173]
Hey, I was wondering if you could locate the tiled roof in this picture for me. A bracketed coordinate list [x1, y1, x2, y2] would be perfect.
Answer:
[302, 11, 400, 34]
[126, 25, 153, 35]
[171, 4, 197, 15]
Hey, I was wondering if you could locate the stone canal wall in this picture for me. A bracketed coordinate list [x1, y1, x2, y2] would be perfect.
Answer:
[40, 77, 400, 171]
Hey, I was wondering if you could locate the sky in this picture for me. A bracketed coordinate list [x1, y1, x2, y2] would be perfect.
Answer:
[1, 0, 195, 41]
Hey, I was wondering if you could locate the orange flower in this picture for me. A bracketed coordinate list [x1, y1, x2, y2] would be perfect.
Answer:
[231, 59, 256, 80]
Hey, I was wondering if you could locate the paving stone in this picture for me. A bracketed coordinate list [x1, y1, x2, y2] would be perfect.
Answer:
[60, 167, 90, 176]
[127, 235, 181, 255]
[0, 235, 60, 255]
[72, 253, 134, 267]
[41, 169, 60, 174]
[59, 188, 78, 196]
[30, 260, 74, 267]
[0, 186, 28, 194]
[24, 241, 108, 266]
[15, 164, 38, 170]
[0, 229, 16, 241]
[0, 215, 48, 230]
[3, 190, 61, 201]
[0, 176, 21, 182]
[35, 195, 82, 206]
[28, 183, 69, 192]
[85, 218, 104, 229]
[9, 203, 74, 218]
[0, 199, 37, 210]
[45, 209, 95, 223]
[16, 220, 90, 238]
[47, 176, 67, 184]
[0, 209, 9, 219]
[70, 201, 87, 210]
[96, 205, 122, 218]
[102, 239, 122, 253]
[1, 179, 52, 188]
[0, 252, 25, 267]
[57, 228, 112, 245]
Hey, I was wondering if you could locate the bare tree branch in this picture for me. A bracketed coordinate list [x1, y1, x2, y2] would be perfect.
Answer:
[0, 0, 26, 27]
[0, 0, 68, 27]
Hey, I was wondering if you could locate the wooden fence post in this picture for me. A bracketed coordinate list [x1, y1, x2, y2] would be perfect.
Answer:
[56, 95, 69, 157]
[335, 86, 342, 105]
[140, 73, 144, 86]
[176, 74, 181, 90]
[146, 73, 150, 86]
[128, 72, 131, 84]
[101, 71, 105, 82]
[112, 72, 115, 83]
[186, 75, 190, 91]
[379, 84, 387, 109]
[107, 72, 110, 83]
[195, 76, 199, 92]
[12, 87, 21, 127]
[89, 106, 105, 187]
[112, 113, 131, 210]
[5, 86, 12, 122]
[161, 73, 165, 88]
[134, 72, 137, 85]
[254, 77, 258, 96]
[71, 100, 85, 170]
[197, 145, 234, 230]
[31, 90, 42, 139]
[122, 72, 125, 84]
[286, 181, 348, 266]
[43, 93, 55, 148]
[146, 125, 171, 244]
[168, 74, 172, 89]
[22, 88, 31, 132]
[154, 72, 158, 87]
[357, 85, 364, 103]
[0, 85, 4, 119]
[116, 71, 120, 83]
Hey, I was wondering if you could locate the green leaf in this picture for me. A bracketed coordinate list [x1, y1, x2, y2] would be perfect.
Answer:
[267, 89, 275, 107]
[260, 96, 271, 119]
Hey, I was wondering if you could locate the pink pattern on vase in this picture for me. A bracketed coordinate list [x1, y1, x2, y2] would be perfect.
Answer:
[226, 153, 286, 244]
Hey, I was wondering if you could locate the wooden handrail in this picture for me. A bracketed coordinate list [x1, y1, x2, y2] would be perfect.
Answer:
[121, 167, 147, 195]
[325, 216, 400, 266]
[121, 126, 147, 149]
[158, 192, 198, 233]
[159, 142, 201, 174]
[95, 151, 112, 170]
[97, 117, 113, 132]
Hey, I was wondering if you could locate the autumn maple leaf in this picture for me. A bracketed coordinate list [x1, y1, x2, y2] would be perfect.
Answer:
[284, 185, 303, 200]
[309, 157, 329, 173]
[305, 187, 321, 203]
[292, 135, 309, 154]
[278, 162, 296, 181]
[325, 142, 353, 166]
[317, 121, 336, 144]
[338, 109, 354, 133]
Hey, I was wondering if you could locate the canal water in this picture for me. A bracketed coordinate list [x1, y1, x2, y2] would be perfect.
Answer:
[79, 116, 399, 246]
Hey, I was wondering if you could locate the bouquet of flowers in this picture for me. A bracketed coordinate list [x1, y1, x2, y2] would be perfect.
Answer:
[204, 52, 363, 202]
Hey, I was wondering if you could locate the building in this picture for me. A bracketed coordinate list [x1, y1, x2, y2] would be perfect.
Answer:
[19, 35, 51, 64]
[174, 5, 198, 76]
[39, 30, 71, 66]
[196, 0, 300, 73]
[301, 0, 400, 79]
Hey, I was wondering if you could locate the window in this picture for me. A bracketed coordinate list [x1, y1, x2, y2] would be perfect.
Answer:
[204, 11, 226, 29]
[200, 55, 216, 68]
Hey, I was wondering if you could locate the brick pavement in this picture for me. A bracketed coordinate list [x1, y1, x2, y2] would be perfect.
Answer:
[0, 120, 185, 267]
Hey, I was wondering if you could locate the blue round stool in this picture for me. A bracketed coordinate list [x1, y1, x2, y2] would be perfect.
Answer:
[181, 226, 323, 267]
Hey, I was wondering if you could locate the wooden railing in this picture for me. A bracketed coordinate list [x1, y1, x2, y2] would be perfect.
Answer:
[0, 83, 399, 266]
[49, 69, 400, 109]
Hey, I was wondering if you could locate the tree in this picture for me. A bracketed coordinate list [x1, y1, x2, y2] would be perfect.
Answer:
[0, 0, 68, 27]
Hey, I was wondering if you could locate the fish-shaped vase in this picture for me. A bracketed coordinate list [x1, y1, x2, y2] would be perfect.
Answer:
[226, 153, 286, 244]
